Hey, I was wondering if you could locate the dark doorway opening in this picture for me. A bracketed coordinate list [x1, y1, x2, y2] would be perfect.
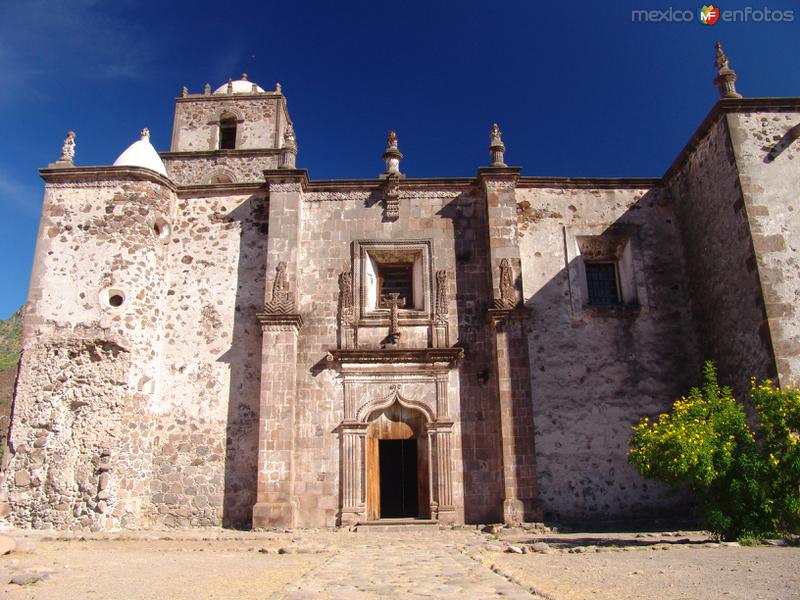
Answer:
[379, 439, 418, 518]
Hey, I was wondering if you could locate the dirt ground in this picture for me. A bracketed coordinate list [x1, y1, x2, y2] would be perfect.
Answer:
[0, 527, 798, 600]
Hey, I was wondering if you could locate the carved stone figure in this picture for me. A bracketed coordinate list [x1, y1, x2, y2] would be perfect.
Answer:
[489, 123, 506, 167]
[713, 41, 742, 99]
[272, 261, 290, 303]
[435, 270, 448, 317]
[714, 41, 729, 71]
[495, 258, 516, 309]
[59, 131, 76, 163]
[281, 124, 298, 168]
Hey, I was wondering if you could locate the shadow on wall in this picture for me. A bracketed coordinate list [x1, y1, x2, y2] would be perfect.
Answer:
[439, 187, 775, 525]
[217, 194, 269, 529]
[437, 191, 505, 524]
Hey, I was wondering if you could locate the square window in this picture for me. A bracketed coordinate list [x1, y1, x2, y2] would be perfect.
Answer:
[377, 263, 413, 308]
[353, 240, 433, 323]
[585, 262, 621, 306]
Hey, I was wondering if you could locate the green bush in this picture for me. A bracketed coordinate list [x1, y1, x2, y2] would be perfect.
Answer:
[629, 361, 800, 540]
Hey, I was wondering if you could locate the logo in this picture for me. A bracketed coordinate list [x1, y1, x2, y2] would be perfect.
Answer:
[700, 5, 720, 24]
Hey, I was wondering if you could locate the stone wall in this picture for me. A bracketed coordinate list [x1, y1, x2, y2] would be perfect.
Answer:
[162, 152, 281, 186]
[148, 191, 268, 528]
[170, 96, 283, 152]
[726, 110, 800, 387]
[4, 170, 176, 529]
[516, 184, 699, 522]
[289, 187, 499, 525]
[668, 117, 775, 395]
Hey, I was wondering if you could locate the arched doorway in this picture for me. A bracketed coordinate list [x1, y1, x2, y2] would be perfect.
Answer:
[365, 402, 430, 520]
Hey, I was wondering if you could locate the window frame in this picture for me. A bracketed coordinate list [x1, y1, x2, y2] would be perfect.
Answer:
[584, 261, 622, 307]
[564, 225, 646, 315]
[353, 239, 434, 326]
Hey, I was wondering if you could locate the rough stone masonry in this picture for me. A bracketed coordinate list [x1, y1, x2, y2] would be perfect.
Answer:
[2, 46, 800, 530]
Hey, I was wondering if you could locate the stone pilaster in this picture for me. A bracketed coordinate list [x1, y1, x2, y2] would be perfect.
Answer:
[479, 166, 542, 525]
[252, 170, 307, 528]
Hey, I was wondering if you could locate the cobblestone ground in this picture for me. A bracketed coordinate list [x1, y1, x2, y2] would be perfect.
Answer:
[275, 530, 534, 600]
[1, 527, 798, 599]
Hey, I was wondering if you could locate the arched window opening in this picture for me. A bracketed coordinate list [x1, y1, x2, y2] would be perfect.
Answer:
[219, 115, 237, 149]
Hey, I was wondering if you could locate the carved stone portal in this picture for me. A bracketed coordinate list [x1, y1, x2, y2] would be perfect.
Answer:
[337, 377, 455, 526]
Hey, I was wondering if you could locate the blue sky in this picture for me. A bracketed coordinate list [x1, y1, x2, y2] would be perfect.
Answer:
[0, 0, 798, 319]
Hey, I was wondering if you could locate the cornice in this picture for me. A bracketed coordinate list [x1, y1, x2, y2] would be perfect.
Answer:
[39, 165, 176, 191]
[327, 347, 464, 368]
[161, 149, 282, 160]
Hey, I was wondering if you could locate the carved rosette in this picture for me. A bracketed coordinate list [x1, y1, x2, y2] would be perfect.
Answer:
[494, 258, 517, 309]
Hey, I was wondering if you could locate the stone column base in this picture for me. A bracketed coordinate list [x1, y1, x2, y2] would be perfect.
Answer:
[503, 498, 543, 525]
[437, 507, 457, 525]
[252, 501, 297, 529]
[338, 508, 363, 527]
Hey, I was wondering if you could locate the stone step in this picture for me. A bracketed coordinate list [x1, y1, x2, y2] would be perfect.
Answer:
[354, 518, 440, 532]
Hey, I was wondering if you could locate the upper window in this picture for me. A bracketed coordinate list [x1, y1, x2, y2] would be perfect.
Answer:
[219, 115, 237, 149]
[377, 263, 414, 308]
[354, 240, 433, 320]
[564, 227, 644, 313]
[585, 262, 621, 306]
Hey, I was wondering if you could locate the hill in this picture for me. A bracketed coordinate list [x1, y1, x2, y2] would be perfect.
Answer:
[0, 307, 22, 447]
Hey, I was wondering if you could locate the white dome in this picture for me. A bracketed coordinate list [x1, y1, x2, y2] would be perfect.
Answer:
[113, 128, 168, 177]
[214, 74, 265, 95]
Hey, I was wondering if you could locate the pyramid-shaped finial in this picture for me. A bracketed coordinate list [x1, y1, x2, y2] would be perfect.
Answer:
[713, 41, 742, 99]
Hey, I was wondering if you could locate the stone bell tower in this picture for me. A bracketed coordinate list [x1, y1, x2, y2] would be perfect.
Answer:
[161, 74, 295, 185]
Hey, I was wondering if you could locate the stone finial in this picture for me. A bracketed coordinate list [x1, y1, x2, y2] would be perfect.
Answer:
[713, 41, 742, 100]
[241, 73, 248, 81]
[382, 131, 404, 175]
[252, 83, 259, 94]
[275, 83, 282, 94]
[489, 123, 506, 167]
[281, 124, 298, 168]
[140, 128, 150, 140]
[181, 85, 188, 97]
[226, 79, 233, 94]
[58, 131, 76, 164]
[204, 83, 211, 95]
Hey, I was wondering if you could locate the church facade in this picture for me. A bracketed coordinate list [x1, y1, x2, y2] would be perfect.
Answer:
[3, 46, 800, 530]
